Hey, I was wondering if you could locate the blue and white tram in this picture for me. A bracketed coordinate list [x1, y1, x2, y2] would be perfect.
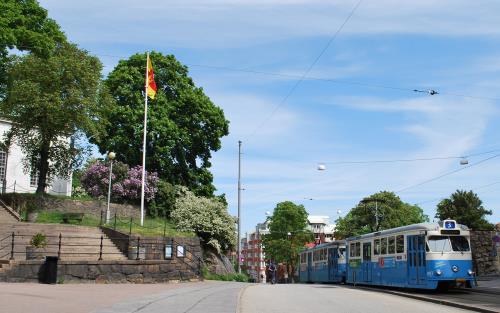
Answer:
[298, 240, 347, 283]
[345, 220, 475, 289]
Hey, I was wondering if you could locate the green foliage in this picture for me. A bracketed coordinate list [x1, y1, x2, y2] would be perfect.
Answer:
[148, 180, 177, 217]
[2, 42, 105, 193]
[335, 191, 428, 239]
[91, 52, 229, 197]
[262, 201, 314, 277]
[201, 266, 248, 282]
[0, 0, 66, 98]
[171, 187, 236, 253]
[436, 190, 494, 230]
[30, 233, 47, 248]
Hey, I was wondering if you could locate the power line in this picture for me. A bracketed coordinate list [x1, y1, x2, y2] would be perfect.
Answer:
[396, 153, 500, 194]
[319, 148, 500, 165]
[415, 181, 500, 206]
[8, 44, 500, 102]
[245, 0, 364, 140]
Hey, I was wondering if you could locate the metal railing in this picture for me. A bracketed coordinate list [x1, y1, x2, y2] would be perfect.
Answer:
[0, 232, 203, 276]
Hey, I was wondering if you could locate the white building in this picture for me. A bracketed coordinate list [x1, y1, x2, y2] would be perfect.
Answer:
[307, 215, 336, 242]
[0, 120, 72, 196]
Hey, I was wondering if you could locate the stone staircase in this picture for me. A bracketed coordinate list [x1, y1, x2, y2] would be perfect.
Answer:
[0, 208, 127, 262]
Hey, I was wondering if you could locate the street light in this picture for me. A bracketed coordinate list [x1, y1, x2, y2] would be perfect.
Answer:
[106, 151, 116, 224]
[317, 163, 326, 171]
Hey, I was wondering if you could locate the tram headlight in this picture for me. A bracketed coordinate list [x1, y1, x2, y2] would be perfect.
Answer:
[452, 265, 459, 272]
[435, 269, 442, 276]
[468, 269, 474, 276]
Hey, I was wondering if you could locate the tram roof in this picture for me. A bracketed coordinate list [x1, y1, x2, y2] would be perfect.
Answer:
[345, 222, 468, 241]
[301, 240, 346, 252]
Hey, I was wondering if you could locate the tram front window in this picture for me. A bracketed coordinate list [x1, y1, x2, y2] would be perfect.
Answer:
[450, 236, 470, 252]
[427, 236, 470, 252]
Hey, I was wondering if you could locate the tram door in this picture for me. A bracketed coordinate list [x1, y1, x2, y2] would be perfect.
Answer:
[362, 242, 372, 282]
[407, 235, 426, 285]
[307, 252, 313, 282]
[328, 248, 339, 281]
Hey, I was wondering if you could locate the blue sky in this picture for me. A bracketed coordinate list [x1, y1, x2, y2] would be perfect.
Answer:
[39, 0, 500, 233]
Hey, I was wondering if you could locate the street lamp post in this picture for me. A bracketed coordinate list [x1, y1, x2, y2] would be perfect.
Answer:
[106, 151, 116, 224]
[361, 197, 386, 231]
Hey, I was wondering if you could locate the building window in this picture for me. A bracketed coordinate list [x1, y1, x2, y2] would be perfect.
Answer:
[0, 151, 6, 181]
[30, 170, 39, 187]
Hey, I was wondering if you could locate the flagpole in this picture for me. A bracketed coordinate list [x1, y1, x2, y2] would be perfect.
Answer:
[140, 52, 149, 226]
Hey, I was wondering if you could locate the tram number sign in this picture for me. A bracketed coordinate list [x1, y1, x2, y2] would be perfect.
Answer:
[444, 220, 456, 229]
[378, 257, 395, 268]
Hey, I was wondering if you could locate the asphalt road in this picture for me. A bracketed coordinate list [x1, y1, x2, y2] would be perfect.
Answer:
[2, 281, 495, 313]
[239, 283, 473, 313]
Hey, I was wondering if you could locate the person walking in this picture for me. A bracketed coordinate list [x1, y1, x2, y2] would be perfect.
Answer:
[269, 261, 277, 284]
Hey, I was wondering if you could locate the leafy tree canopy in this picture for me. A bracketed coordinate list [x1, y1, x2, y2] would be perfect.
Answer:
[436, 190, 493, 230]
[0, 0, 66, 98]
[92, 52, 229, 197]
[171, 187, 236, 253]
[335, 191, 428, 239]
[262, 201, 314, 278]
[2, 42, 105, 193]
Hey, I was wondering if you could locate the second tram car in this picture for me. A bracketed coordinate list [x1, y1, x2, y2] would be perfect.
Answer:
[298, 240, 347, 283]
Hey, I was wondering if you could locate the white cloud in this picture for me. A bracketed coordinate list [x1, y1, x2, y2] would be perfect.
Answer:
[41, 0, 500, 50]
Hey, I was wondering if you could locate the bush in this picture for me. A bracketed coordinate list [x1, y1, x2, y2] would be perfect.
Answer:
[30, 233, 47, 248]
[148, 180, 177, 218]
[201, 266, 249, 282]
[80, 160, 158, 202]
[171, 187, 236, 253]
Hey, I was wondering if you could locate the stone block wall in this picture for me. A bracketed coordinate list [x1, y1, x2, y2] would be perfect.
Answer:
[470, 230, 500, 275]
[0, 194, 141, 219]
[0, 259, 201, 283]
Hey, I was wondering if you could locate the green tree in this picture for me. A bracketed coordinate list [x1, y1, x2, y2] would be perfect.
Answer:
[171, 187, 236, 253]
[2, 42, 105, 193]
[91, 52, 229, 197]
[262, 201, 314, 281]
[436, 190, 493, 230]
[335, 191, 428, 239]
[0, 0, 66, 98]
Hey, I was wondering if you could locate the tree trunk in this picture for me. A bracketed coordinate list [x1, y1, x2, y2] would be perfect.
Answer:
[36, 142, 50, 194]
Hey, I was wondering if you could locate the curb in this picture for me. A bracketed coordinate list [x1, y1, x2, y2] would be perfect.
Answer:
[351, 286, 499, 313]
[236, 284, 252, 313]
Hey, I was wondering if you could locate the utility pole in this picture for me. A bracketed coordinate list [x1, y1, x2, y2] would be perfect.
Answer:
[237, 140, 242, 274]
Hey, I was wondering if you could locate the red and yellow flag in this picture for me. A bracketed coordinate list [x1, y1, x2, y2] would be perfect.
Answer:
[146, 55, 157, 99]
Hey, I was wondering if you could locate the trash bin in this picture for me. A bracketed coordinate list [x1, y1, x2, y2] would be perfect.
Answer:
[44, 256, 59, 284]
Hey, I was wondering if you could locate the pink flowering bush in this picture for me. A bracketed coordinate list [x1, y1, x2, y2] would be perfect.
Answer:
[81, 160, 158, 202]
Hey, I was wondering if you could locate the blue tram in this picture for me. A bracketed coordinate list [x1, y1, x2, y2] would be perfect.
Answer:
[299, 220, 475, 290]
[298, 240, 347, 283]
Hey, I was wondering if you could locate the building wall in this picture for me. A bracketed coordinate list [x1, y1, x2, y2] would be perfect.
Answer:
[0, 120, 72, 196]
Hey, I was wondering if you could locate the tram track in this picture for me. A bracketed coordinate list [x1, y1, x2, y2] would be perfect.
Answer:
[347, 285, 500, 313]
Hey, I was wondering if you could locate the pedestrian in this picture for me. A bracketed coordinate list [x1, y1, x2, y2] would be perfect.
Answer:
[269, 260, 277, 284]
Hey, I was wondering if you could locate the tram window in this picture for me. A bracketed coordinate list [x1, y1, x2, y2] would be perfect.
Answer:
[350, 243, 355, 257]
[380, 237, 387, 254]
[374, 239, 380, 255]
[388, 236, 395, 254]
[427, 236, 452, 252]
[396, 235, 404, 253]
[355, 242, 361, 257]
[450, 236, 470, 252]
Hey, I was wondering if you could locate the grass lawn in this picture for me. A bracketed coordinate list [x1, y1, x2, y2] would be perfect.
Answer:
[35, 211, 194, 238]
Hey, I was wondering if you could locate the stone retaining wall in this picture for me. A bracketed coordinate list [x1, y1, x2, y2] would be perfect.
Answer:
[0, 259, 201, 283]
[470, 230, 500, 275]
[0, 194, 140, 218]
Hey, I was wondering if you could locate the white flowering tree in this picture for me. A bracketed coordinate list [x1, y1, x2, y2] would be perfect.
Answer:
[171, 187, 236, 253]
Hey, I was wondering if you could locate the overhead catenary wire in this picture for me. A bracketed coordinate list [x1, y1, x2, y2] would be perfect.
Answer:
[245, 0, 364, 140]
[318, 148, 500, 165]
[415, 180, 500, 206]
[7, 44, 500, 103]
[396, 153, 500, 194]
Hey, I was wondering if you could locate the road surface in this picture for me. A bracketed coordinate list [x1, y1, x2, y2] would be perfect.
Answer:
[3, 281, 496, 313]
